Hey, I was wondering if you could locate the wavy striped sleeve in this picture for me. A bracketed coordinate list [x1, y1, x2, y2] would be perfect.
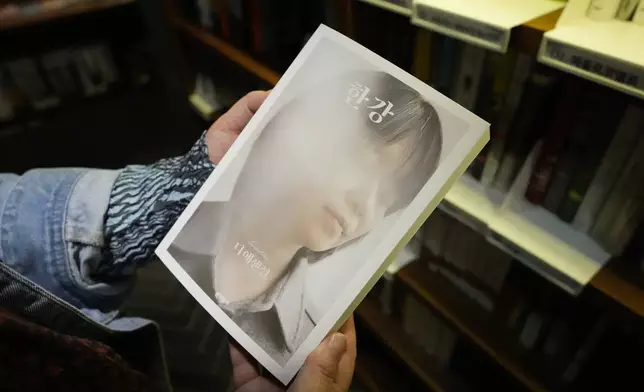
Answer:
[99, 132, 215, 278]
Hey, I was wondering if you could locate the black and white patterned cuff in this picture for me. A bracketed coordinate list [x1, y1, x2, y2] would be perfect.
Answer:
[101, 131, 215, 278]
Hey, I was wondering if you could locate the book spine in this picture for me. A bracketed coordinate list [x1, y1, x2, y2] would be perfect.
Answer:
[591, 134, 644, 246]
[573, 105, 644, 232]
[586, 0, 621, 20]
[616, 0, 641, 20]
[557, 93, 626, 222]
[481, 53, 533, 187]
[412, 29, 433, 84]
[450, 44, 486, 111]
[634, 0, 644, 24]
[525, 79, 581, 205]
[432, 37, 461, 96]
[494, 71, 556, 192]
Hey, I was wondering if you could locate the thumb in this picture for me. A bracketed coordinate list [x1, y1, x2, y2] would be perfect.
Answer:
[289, 333, 347, 392]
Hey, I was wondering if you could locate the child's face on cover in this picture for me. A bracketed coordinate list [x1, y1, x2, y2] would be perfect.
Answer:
[249, 105, 415, 252]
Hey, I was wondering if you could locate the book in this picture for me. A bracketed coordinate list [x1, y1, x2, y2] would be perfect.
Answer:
[469, 50, 517, 179]
[573, 105, 644, 232]
[525, 78, 581, 205]
[450, 44, 486, 112]
[634, 0, 644, 24]
[586, 0, 621, 20]
[412, 28, 433, 84]
[556, 91, 626, 222]
[431, 36, 461, 96]
[480, 53, 533, 187]
[494, 70, 556, 192]
[616, 0, 641, 20]
[592, 133, 644, 252]
[155, 25, 489, 383]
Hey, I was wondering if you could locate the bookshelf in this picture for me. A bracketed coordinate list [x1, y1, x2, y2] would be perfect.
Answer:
[0, 0, 135, 31]
[171, 16, 280, 86]
[398, 260, 556, 392]
[168, 1, 644, 328]
[165, 2, 644, 390]
[356, 296, 470, 392]
[591, 258, 644, 319]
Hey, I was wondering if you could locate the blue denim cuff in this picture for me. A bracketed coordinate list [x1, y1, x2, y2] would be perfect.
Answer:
[0, 169, 131, 310]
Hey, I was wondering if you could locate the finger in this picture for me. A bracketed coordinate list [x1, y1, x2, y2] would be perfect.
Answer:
[289, 333, 347, 391]
[336, 315, 357, 390]
[210, 90, 270, 135]
[238, 377, 284, 392]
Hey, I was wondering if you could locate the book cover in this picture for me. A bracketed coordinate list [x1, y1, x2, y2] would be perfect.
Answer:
[155, 25, 488, 384]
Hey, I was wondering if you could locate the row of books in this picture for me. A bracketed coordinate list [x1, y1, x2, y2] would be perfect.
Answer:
[403, 21, 644, 256]
[0, 43, 152, 124]
[185, 0, 331, 72]
[373, 265, 610, 387]
[587, 0, 644, 23]
[421, 209, 513, 312]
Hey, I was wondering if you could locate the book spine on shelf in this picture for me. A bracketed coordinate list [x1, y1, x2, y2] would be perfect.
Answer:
[634, 0, 644, 24]
[412, 28, 433, 84]
[591, 133, 644, 251]
[494, 70, 556, 192]
[469, 51, 516, 180]
[432, 37, 461, 96]
[573, 105, 644, 232]
[450, 44, 486, 112]
[556, 92, 626, 222]
[586, 0, 621, 21]
[481, 53, 533, 187]
[525, 79, 581, 205]
[616, 0, 641, 20]
[561, 317, 609, 383]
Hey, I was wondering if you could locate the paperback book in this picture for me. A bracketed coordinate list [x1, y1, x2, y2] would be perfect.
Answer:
[155, 25, 488, 384]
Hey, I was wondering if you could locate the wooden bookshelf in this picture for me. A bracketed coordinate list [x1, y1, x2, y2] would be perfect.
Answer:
[591, 258, 644, 319]
[356, 296, 470, 392]
[398, 260, 556, 392]
[0, 0, 135, 31]
[512, 9, 562, 55]
[171, 17, 281, 86]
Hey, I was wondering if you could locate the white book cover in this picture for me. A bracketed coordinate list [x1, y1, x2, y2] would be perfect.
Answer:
[155, 25, 488, 384]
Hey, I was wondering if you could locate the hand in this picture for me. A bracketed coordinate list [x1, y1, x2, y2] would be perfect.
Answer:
[230, 316, 357, 392]
[289, 315, 357, 392]
[206, 90, 270, 164]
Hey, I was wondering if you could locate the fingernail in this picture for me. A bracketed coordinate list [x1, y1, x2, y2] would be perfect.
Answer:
[327, 333, 347, 358]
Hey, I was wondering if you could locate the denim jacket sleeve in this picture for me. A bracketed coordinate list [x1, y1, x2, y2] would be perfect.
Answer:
[0, 133, 215, 312]
[0, 169, 129, 311]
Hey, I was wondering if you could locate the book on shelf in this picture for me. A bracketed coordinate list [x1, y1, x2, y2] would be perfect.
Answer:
[154, 25, 489, 384]
[430, 36, 461, 96]
[469, 50, 517, 180]
[525, 78, 582, 206]
[450, 44, 486, 112]
[411, 28, 433, 84]
[494, 70, 557, 192]
[586, 0, 622, 20]
[573, 104, 644, 232]
[635, 0, 644, 24]
[555, 90, 626, 222]
[480, 53, 533, 188]
[591, 126, 644, 254]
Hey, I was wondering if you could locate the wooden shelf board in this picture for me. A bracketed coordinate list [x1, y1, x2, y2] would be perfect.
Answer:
[398, 260, 555, 392]
[356, 296, 469, 392]
[171, 17, 281, 86]
[590, 258, 644, 319]
[523, 8, 561, 32]
[0, 0, 135, 31]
